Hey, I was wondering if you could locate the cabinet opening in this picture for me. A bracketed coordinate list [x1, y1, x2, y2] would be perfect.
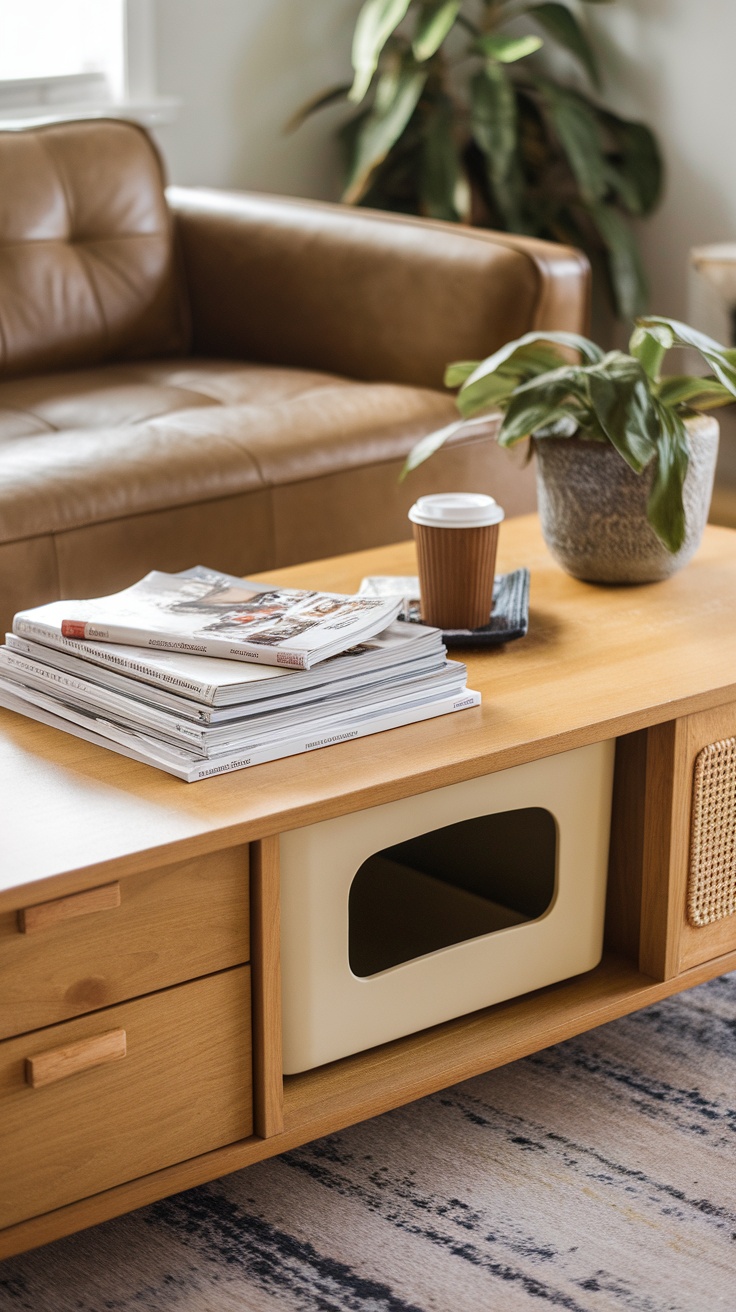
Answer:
[348, 807, 557, 977]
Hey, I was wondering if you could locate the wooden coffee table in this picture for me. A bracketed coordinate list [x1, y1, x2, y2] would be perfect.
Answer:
[1, 514, 735, 1259]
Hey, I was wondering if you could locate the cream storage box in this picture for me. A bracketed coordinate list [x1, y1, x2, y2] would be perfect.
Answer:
[280, 739, 615, 1073]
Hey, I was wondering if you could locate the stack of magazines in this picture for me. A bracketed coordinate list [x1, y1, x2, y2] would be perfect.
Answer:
[0, 567, 480, 781]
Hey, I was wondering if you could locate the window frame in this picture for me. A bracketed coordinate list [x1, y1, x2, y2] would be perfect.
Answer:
[0, 0, 177, 127]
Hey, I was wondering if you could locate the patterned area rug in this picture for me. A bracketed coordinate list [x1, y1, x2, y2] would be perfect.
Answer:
[1, 972, 734, 1312]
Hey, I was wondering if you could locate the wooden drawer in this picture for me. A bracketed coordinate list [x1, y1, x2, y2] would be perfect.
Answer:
[677, 702, 736, 971]
[0, 847, 249, 1039]
[0, 966, 252, 1228]
[636, 701, 736, 980]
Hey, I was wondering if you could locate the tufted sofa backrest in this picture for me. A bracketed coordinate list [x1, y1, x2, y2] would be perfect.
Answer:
[0, 118, 189, 380]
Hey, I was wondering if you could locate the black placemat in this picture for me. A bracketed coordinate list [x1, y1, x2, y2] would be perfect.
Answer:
[359, 569, 530, 647]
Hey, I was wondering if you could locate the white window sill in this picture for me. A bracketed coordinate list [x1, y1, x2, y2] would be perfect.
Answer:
[0, 97, 179, 129]
[0, 97, 178, 129]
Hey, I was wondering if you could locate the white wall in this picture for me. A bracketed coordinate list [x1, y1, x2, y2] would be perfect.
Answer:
[152, 0, 358, 199]
[589, 0, 736, 324]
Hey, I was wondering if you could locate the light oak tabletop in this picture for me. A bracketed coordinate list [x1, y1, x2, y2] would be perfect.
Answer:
[1, 514, 735, 905]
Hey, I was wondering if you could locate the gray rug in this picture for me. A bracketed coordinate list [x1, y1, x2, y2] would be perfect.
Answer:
[1, 972, 734, 1312]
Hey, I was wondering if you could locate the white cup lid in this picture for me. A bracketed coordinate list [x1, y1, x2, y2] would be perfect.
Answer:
[408, 493, 505, 529]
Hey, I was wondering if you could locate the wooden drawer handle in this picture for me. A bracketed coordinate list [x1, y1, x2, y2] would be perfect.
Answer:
[18, 881, 121, 934]
[25, 1028, 127, 1088]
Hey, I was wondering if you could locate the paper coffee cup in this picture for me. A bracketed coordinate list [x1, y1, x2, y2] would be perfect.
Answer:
[408, 493, 504, 630]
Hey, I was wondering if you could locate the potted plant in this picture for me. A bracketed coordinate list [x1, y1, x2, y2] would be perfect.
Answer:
[293, 0, 662, 318]
[402, 317, 736, 583]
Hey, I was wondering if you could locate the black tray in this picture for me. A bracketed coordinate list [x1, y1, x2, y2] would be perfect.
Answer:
[360, 569, 530, 647]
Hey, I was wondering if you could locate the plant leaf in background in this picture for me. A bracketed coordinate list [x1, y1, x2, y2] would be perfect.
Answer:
[343, 57, 427, 203]
[601, 114, 663, 216]
[540, 85, 607, 204]
[469, 64, 520, 225]
[420, 93, 464, 220]
[285, 84, 354, 134]
[297, 0, 664, 320]
[474, 33, 544, 64]
[528, 3, 600, 87]
[350, 0, 413, 103]
[412, 0, 461, 60]
[589, 201, 648, 318]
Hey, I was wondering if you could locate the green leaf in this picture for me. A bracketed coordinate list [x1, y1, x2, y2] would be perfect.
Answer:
[469, 64, 523, 226]
[585, 353, 659, 472]
[420, 94, 462, 220]
[400, 415, 497, 478]
[445, 361, 481, 387]
[412, 0, 460, 61]
[602, 115, 663, 216]
[457, 342, 576, 414]
[647, 404, 690, 552]
[528, 3, 600, 87]
[469, 64, 518, 222]
[636, 316, 736, 397]
[457, 330, 605, 416]
[349, 0, 412, 104]
[589, 201, 648, 318]
[629, 323, 673, 382]
[343, 63, 427, 204]
[496, 361, 617, 443]
[657, 375, 736, 410]
[457, 367, 524, 416]
[474, 33, 544, 64]
[602, 163, 639, 217]
[285, 84, 352, 134]
[540, 85, 607, 204]
[498, 397, 587, 446]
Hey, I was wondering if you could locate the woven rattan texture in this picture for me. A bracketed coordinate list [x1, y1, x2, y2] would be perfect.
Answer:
[688, 737, 736, 927]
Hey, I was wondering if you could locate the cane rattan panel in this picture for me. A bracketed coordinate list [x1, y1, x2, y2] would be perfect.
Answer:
[688, 737, 736, 927]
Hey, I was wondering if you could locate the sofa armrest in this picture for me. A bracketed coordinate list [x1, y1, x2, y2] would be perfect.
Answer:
[168, 187, 590, 391]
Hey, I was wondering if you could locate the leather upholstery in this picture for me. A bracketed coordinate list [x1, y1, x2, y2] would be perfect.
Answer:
[170, 188, 590, 392]
[0, 119, 590, 634]
[0, 360, 463, 542]
[0, 120, 187, 380]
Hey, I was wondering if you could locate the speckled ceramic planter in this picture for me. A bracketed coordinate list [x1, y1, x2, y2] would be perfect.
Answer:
[534, 415, 719, 584]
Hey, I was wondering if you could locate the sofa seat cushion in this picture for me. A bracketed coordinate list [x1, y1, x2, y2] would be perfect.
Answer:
[0, 358, 461, 546]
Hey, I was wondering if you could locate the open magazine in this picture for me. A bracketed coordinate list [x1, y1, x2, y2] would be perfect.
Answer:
[37, 567, 402, 670]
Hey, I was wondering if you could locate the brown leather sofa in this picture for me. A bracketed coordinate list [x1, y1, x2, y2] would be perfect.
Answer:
[0, 118, 589, 633]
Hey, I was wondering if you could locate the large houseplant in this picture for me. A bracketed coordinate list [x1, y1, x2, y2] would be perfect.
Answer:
[294, 0, 662, 317]
[402, 317, 736, 583]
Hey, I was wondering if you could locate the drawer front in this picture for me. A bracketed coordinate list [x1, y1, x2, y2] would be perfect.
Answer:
[0, 847, 249, 1039]
[679, 703, 736, 970]
[0, 966, 252, 1228]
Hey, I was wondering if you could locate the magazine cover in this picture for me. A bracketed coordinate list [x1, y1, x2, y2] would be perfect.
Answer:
[47, 568, 402, 670]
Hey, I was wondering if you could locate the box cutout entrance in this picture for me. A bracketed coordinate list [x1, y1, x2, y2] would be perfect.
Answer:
[348, 808, 557, 977]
